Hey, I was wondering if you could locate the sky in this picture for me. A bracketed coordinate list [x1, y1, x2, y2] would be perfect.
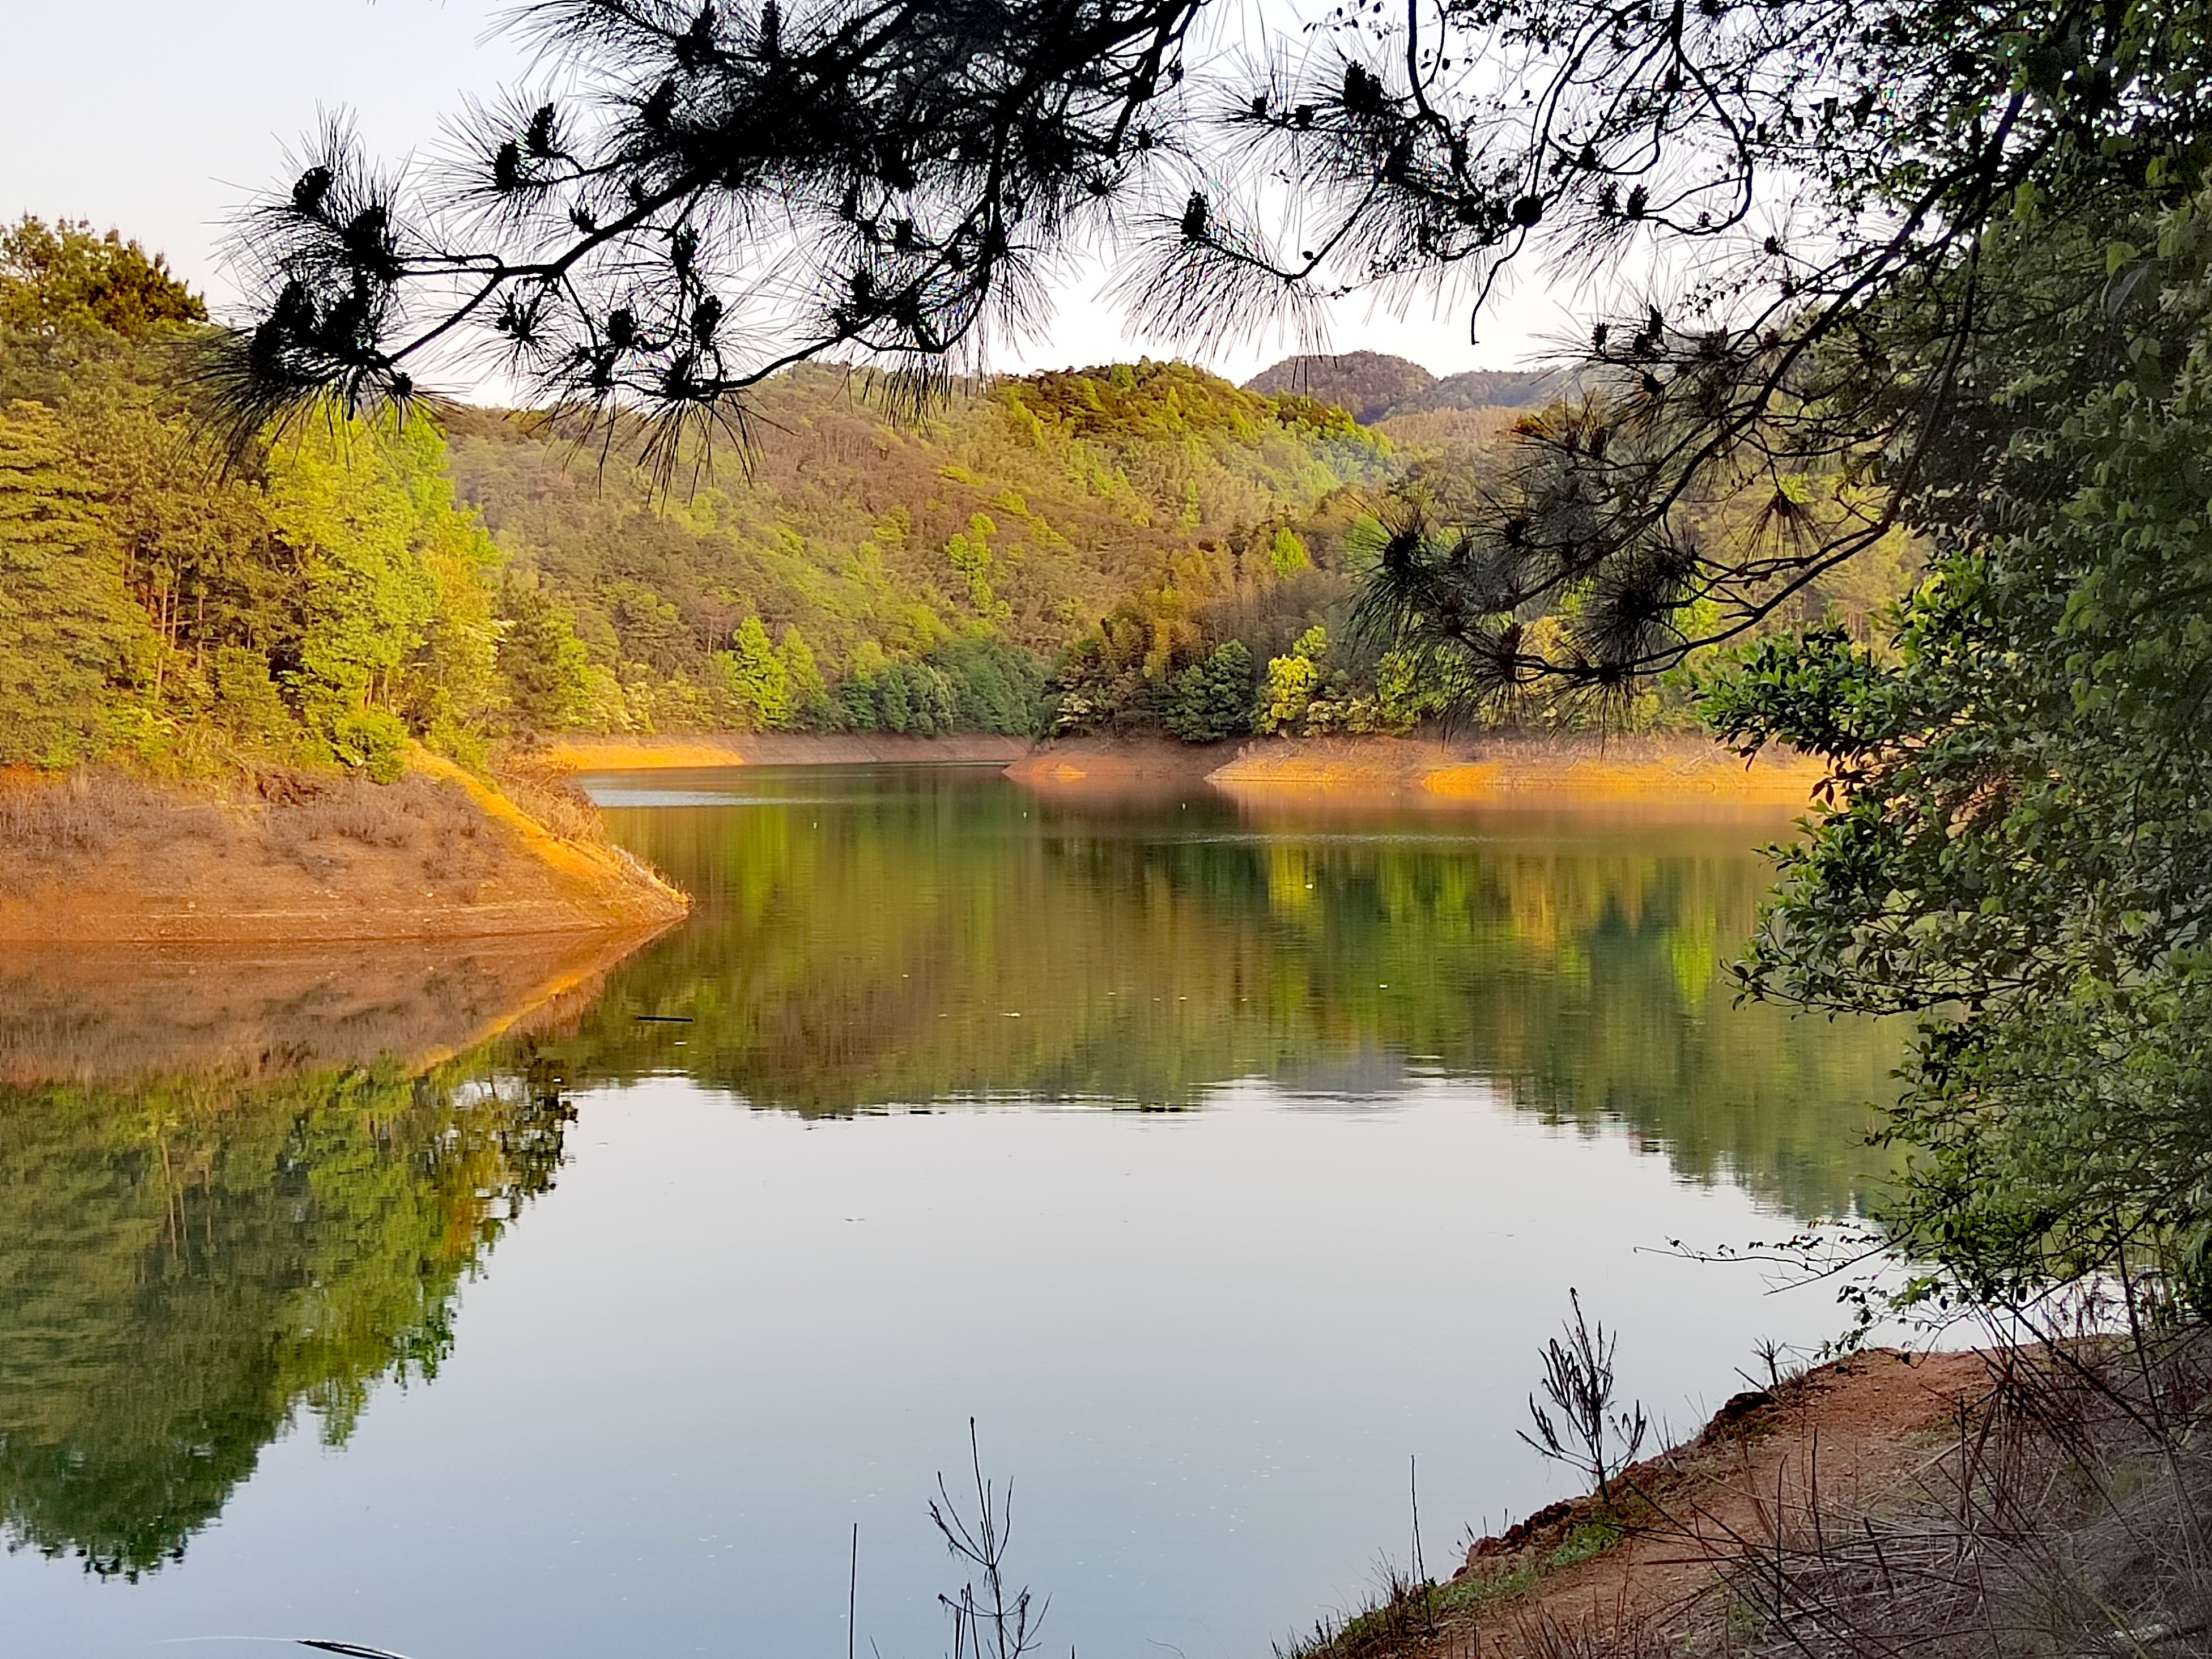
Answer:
[0, 0, 1580, 393]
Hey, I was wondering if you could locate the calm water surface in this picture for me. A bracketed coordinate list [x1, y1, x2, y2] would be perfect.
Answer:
[0, 765, 1900, 1659]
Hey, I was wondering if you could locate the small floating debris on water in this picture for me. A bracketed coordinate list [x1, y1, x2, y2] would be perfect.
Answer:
[636, 1014, 695, 1023]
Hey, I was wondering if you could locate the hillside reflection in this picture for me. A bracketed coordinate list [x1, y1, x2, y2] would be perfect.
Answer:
[0, 935, 644, 1577]
[564, 767, 1902, 1218]
[0, 770, 1896, 1583]
[0, 1052, 571, 1578]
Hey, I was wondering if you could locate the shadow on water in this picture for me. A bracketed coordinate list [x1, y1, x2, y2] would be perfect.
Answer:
[558, 764, 1904, 1220]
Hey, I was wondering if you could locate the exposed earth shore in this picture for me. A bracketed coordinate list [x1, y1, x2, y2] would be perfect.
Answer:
[0, 730, 1813, 945]
[547, 729, 1828, 805]
[542, 731, 1036, 768]
[0, 748, 688, 944]
[1016, 732, 1826, 805]
[1424, 1347, 1989, 1658]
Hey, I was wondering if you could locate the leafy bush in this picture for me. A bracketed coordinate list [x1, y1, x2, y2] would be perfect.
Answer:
[328, 709, 409, 784]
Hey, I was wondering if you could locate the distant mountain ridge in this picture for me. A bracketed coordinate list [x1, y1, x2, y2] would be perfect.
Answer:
[1242, 351, 1563, 423]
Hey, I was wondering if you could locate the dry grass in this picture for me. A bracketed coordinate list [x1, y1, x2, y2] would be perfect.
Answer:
[0, 769, 233, 894]
[1700, 1333, 2212, 1659]
[488, 748, 612, 848]
[0, 765, 515, 895]
[1287, 1326, 2212, 1659]
[259, 771, 509, 889]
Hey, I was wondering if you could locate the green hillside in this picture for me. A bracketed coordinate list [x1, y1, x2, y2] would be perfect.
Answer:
[0, 215, 1917, 779]
[445, 360, 1396, 736]
[0, 216, 1402, 770]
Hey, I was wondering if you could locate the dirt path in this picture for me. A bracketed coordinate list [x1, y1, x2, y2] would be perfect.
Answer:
[1437, 1349, 1990, 1657]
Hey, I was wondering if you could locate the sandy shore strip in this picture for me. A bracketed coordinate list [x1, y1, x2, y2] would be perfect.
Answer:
[541, 733, 1034, 769]
[1006, 734, 1827, 804]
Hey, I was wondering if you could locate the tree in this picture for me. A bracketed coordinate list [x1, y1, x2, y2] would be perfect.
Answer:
[712, 613, 792, 729]
[1163, 639, 1252, 743]
[0, 216, 533, 773]
[0, 218, 204, 338]
[1255, 626, 1325, 736]
[212, 0, 2212, 677]
[204, 0, 2212, 1308]
[264, 417, 441, 741]
[0, 402, 150, 765]
[777, 625, 841, 731]
[1702, 190, 2212, 1307]
[497, 578, 595, 730]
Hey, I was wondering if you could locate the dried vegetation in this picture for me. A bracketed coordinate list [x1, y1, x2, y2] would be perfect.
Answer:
[0, 764, 515, 896]
[1291, 1329, 2212, 1659]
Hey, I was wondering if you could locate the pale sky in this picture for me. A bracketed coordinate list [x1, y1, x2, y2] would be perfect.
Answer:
[0, 0, 1576, 391]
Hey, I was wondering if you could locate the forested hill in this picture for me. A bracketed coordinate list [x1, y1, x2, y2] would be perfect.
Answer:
[0, 215, 1911, 778]
[1241, 352, 1562, 424]
[445, 361, 1397, 735]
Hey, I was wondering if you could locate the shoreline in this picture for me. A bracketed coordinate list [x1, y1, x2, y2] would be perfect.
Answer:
[0, 730, 1815, 945]
[0, 751, 690, 945]
[541, 731, 1034, 769]
[545, 729, 1828, 806]
[1315, 1346, 1994, 1659]
[1017, 732, 1826, 805]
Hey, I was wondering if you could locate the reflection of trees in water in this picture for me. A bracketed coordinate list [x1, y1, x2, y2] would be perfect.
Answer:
[565, 778, 1900, 1216]
[0, 781, 1895, 1579]
[0, 1055, 569, 1578]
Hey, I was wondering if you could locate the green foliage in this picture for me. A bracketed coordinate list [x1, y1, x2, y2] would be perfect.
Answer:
[0, 402, 150, 765]
[209, 646, 291, 750]
[496, 580, 594, 731]
[269, 420, 443, 734]
[711, 614, 791, 730]
[777, 626, 840, 731]
[329, 707, 409, 783]
[442, 360, 1392, 737]
[0, 255, 522, 776]
[934, 635, 1050, 735]
[1164, 640, 1254, 742]
[0, 218, 204, 338]
[1702, 189, 2212, 1311]
[1256, 626, 1327, 735]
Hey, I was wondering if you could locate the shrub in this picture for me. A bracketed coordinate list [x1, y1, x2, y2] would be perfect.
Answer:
[328, 709, 409, 784]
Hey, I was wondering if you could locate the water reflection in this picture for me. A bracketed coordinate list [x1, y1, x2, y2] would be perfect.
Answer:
[0, 931, 658, 1086]
[563, 766, 1900, 1217]
[0, 935, 641, 1577]
[0, 766, 1900, 1638]
[0, 1052, 572, 1577]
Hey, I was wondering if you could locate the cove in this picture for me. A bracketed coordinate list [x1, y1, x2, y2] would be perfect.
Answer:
[0, 764, 1899, 1659]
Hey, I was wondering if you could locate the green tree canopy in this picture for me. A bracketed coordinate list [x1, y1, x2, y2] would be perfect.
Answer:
[1702, 190, 2212, 1309]
[212, 0, 2212, 691]
[0, 402, 152, 765]
[0, 218, 203, 338]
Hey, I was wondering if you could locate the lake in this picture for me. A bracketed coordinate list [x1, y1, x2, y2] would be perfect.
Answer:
[0, 764, 1900, 1659]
